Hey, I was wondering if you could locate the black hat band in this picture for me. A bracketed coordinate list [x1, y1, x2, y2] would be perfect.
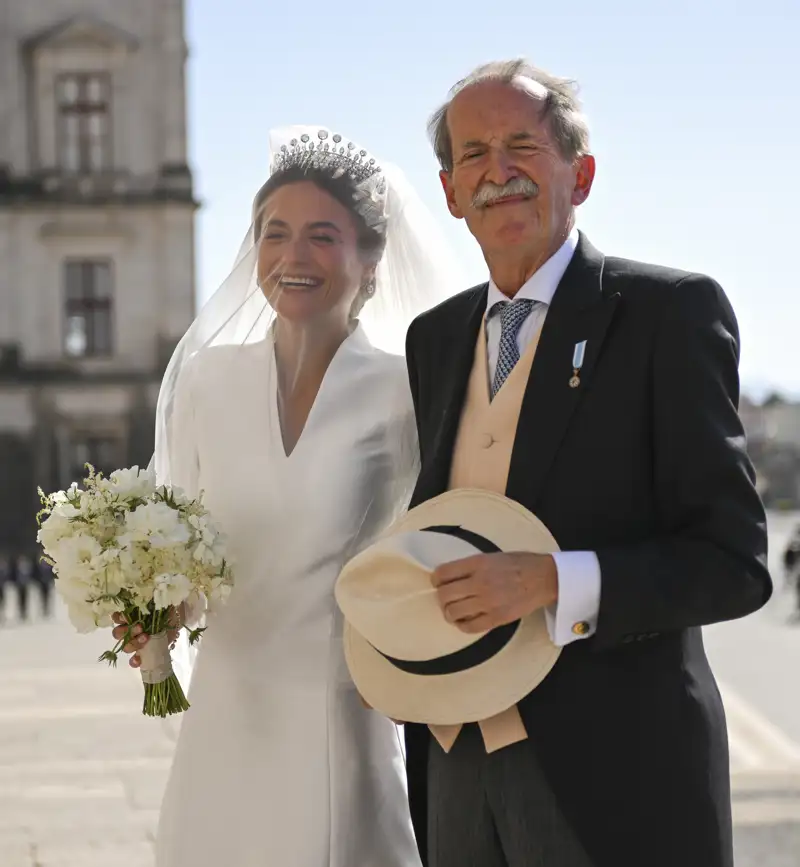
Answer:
[374, 525, 520, 677]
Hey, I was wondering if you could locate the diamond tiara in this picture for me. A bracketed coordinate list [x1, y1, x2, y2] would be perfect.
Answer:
[271, 129, 382, 185]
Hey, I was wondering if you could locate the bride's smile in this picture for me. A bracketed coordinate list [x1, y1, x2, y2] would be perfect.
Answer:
[278, 275, 325, 289]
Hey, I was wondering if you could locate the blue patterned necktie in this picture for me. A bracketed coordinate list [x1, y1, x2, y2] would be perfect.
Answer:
[490, 298, 536, 399]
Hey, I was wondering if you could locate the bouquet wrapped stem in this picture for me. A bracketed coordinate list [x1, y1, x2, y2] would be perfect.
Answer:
[37, 464, 232, 718]
[104, 604, 202, 717]
[139, 629, 189, 717]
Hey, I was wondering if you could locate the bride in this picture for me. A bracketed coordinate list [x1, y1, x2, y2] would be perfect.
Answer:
[111, 127, 463, 866]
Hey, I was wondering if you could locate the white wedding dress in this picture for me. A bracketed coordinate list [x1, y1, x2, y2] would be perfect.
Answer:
[155, 325, 422, 867]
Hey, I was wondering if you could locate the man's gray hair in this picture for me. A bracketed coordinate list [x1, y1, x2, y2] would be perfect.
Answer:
[428, 59, 591, 173]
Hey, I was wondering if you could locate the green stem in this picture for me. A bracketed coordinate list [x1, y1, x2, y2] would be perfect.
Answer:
[142, 675, 190, 717]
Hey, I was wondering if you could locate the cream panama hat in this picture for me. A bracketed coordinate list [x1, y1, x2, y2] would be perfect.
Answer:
[335, 489, 562, 726]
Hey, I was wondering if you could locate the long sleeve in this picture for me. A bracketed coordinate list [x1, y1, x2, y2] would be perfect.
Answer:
[592, 275, 770, 650]
[385, 358, 422, 527]
[167, 357, 200, 501]
[166, 358, 205, 632]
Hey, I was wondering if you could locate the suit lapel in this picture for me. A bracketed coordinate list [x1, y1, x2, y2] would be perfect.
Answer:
[412, 286, 487, 505]
[506, 234, 621, 510]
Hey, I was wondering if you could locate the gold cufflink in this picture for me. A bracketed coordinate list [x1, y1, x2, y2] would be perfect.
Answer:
[572, 621, 590, 636]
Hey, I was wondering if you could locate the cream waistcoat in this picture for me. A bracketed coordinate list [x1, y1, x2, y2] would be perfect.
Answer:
[428, 319, 542, 754]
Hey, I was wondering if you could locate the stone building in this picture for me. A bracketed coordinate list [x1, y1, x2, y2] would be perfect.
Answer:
[0, 1, 196, 558]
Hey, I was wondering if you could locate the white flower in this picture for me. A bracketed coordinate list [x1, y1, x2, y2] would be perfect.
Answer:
[116, 547, 145, 582]
[107, 466, 156, 500]
[78, 489, 96, 514]
[37, 501, 81, 552]
[48, 534, 103, 579]
[192, 540, 223, 568]
[153, 572, 193, 610]
[95, 548, 127, 597]
[168, 545, 194, 575]
[57, 571, 96, 604]
[65, 600, 101, 634]
[123, 502, 190, 548]
[165, 485, 193, 509]
[91, 596, 124, 620]
[167, 485, 188, 504]
[50, 484, 78, 504]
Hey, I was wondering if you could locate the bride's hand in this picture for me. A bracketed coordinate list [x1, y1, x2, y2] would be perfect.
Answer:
[111, 605, 184, 669]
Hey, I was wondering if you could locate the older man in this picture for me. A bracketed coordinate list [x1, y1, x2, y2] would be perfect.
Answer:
[403, 60, 770, 867]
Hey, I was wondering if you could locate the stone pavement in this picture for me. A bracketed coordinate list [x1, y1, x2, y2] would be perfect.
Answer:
[709, 511, 800, 866]
[722, 617, 800, 862]
[1, 594, 799, 866]
[0, 602, 174, 867]
[731, 771, 800, 867]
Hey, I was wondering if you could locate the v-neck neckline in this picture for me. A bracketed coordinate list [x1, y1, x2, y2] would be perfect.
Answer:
[267, 324, 366, 460]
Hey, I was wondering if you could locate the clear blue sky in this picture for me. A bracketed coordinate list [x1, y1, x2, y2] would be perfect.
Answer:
[185, 0, 798, 398]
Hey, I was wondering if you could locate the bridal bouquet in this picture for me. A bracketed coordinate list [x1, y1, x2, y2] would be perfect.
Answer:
[36, 464, 233, 717]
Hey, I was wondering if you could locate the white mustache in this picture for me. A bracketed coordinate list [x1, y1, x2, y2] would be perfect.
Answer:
[472, 177, 539, 209]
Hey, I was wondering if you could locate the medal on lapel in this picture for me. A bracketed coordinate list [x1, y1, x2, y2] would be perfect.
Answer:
[569, 340, 587, 388]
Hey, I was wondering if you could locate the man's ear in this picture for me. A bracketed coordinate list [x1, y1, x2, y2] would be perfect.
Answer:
[571, 154, 596, 206]
[440, 170, 464, 220]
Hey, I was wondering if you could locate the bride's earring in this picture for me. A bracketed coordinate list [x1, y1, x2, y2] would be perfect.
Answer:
[364, 278, 376, 298]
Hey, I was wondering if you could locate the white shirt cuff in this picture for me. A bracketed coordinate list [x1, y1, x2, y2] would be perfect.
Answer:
[545, 551, 601, 646]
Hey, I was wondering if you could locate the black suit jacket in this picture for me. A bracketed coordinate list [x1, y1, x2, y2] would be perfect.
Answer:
[403, 233, 770, 867]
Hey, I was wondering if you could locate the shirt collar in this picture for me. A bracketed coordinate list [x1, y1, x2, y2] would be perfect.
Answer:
[486, 228, 579, 313]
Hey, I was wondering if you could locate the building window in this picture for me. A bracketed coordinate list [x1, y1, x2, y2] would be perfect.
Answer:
[56, 73, 112, 173]
[64, 260, 114, 357]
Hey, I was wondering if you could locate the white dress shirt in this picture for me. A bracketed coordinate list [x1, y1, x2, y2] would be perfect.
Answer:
[485, 230, 601, 646]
